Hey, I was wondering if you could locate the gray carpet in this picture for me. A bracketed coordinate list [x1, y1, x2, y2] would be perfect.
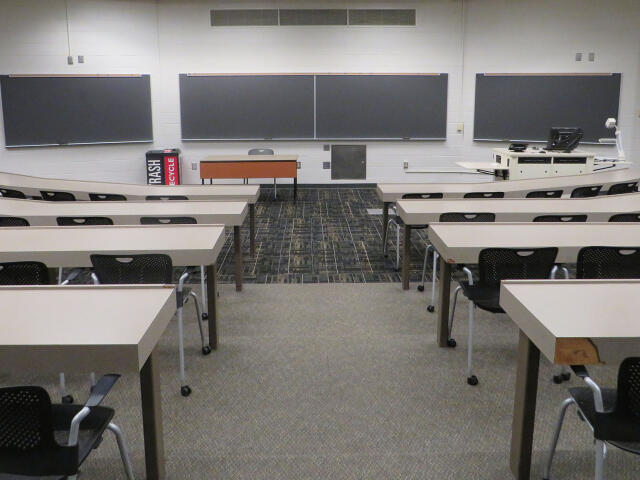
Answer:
[4, 283, 637, 479]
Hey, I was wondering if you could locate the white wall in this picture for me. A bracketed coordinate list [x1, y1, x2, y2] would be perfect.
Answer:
[0, 0, 638, 184]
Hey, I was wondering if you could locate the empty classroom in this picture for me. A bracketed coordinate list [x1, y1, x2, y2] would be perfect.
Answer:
[0, 1, 639, 479]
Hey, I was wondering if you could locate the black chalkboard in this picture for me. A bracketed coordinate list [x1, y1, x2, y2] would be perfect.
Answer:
[315, 74, 448, 139]
[179, 74, 315, 140]
[0, 75, 153, 147]
[473, 73, 621, 143]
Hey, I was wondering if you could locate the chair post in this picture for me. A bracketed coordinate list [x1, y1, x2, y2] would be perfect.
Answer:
[542, 397, 575, 480]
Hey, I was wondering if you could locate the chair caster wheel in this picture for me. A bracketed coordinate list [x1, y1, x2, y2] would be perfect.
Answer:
[181, 386, 192, 397]
[561, 372, 571, 381]
[553, 375, 562, 384]
[202, 313, 208, 321]
[467, 375, 478, 386]
[202, 345, 212, 355]
[417, 285, 425, 292]
[447, 338, 457, 348]
[427, 305, 435, 313]
[61, 395, 74, 404]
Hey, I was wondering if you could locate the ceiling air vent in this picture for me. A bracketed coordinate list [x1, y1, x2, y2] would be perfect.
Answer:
[210, 9, 279, 26]
[348, 9, 416, 26]
[279, 9, 348, 26]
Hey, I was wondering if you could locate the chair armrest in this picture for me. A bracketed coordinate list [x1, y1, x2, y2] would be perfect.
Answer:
[571, 365, 605, 413]
[91, 272, 100, 285]
[461, 266, 474, 286]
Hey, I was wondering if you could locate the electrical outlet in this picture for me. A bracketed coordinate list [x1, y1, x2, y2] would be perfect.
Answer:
[323, 161, 331, 170]
[67, 55, 74, 65]
[191, 162, 198, 170]
[297, 161, 301, 169]
[324, 144, 330, 151]
[457, 123, 464, 133]
[575, 52, 583, 61]
[403, 161, 409, 169]
[78, 55, 84, 63]
[588, 52, 595, 62]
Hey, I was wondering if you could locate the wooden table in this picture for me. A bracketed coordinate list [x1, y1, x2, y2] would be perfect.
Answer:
[500, 279, 640, 479]
[427, 222, 640, 347]
[0, 224, 225, 349]
[200, 155, 298, 199]
[0, 198, 248, 291]
[0, 285, 177, 479]
[396, 194, 640, 289]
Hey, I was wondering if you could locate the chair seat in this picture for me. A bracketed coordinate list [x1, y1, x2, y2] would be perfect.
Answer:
[570, 387, 640, 445]
[459, 282, 504, 313]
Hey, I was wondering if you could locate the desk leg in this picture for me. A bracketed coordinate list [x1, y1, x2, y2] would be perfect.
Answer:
[249, 204, 256, 257]
[140, 348, 165, 480]
[206, 263, 218, 349]
[510, 330, 540, 479]
[293, 177, 297, 200]
[436, 258, 451, 348]
[234, 226, 243, 292]
[402, 225, 411, 290]
[201, 179, 204, 185]
[382, 202, 390, 256]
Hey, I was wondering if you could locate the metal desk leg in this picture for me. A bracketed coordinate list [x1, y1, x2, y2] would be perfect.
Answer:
[249, 204, 256, 257]
[140, 348, 165, 480]
[510, 330, 540, 479]
[437, 258, 451, 347]
[402, 225, 411, 290]
[206, 263, 218, 349]
[234, 226, 243, 292]
[294, 177, 298, 200]
[382, 202, 390, 255]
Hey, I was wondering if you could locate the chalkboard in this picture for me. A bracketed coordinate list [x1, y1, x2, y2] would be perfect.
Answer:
[179, 74, 315, 140]
[315, 74, 448, 139]
[0, 75, 153, 147]
[473, 73, 621, 143]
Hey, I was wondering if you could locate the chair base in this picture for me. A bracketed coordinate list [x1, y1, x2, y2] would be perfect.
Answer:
[447, 338, 457, 348]
[62, 394, 74, 404]
[202, 346, 212, 355]
[427, 305, 435, 313]
[181, 385, 192, 397]
[467, 375, 478, 386]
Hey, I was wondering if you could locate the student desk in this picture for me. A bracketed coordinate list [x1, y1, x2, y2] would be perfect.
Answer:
[200, 155, 298, 199]
[0, 198, 248, 291]
[396, 194, 640, 289]
[0, 171, 260, 256]
[0, 224, 225, 349]
[500, 279, 640, 479]
[0, 285, 176, 479]
[377, 167, 640, 249]
[427, 222, 640, 347]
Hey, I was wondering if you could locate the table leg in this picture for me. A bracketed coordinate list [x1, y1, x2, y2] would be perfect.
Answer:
[436, 258, 451, 347]
[234, 226, 243, 292]
[382, 202, 390, 256]
[140, 348, 165, 480]
[510, 330, 541, 479]
[402, 225, 411, 290]
[249, 204, 256, 257]
[206, 263, 218, 349]
[294, 177, 298, 200]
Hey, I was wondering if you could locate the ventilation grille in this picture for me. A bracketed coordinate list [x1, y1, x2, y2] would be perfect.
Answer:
[280, 9, 347, 26]
[349, 9, 416, 26]
[210, 9, 416, 27]
[211, 9, 278, 27]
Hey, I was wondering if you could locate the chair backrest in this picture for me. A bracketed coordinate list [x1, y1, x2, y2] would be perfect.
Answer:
[439, 212, 495, 222]
[140, 216, 197, 225]
[607, 182, 638, 195]
[616, 357, 640, 419]
[576, 246, 640, 279]
[0, 386, 55, 452]
[525, 189, 563, 198]
[401, 193, 444, 200]
[477, 248, 558, 288]
[145, 195, 188, 201]
[463, 192, 504, 199]
[56, 217, 114, 226]
[90, 254, 173, 284]
[0, 262, 49, 285]
[0, 217, 29, 227]
[609, 213, 640, 223]
[89, 193, 127, 201]
[40, 191, 75, 201]
[248, 148, 274, 155]
[570, 185, 602, 198]
[0, 188, 26, 199]
[532, 214, 587, 223]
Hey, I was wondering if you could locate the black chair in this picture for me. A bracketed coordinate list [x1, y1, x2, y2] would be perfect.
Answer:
[526, 190, 563, 198]
[543, 359, 640, 480]
[609, 213, 640, 222]
[421, 213, 496, 316]
[40, 191, 76, 201]
[571, 185, 602, 198]
[463, 192, 504, 199]
[607, 182, 637, 195]
[140, 216, 197, 225]
[533, 214, 587, 222]
[89, 193, 127, 201]
[56, 217, 114, 226]
[145, 195, 188, 200]
[90, 254, 209, 397]
[0, 217, 29, 227]
[0, 188, 26, 199]
[0, 261, 49, 285]
[0, 375, 134, 479]
[576, 246, 640, 280]
[448, 248, 558, 385]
